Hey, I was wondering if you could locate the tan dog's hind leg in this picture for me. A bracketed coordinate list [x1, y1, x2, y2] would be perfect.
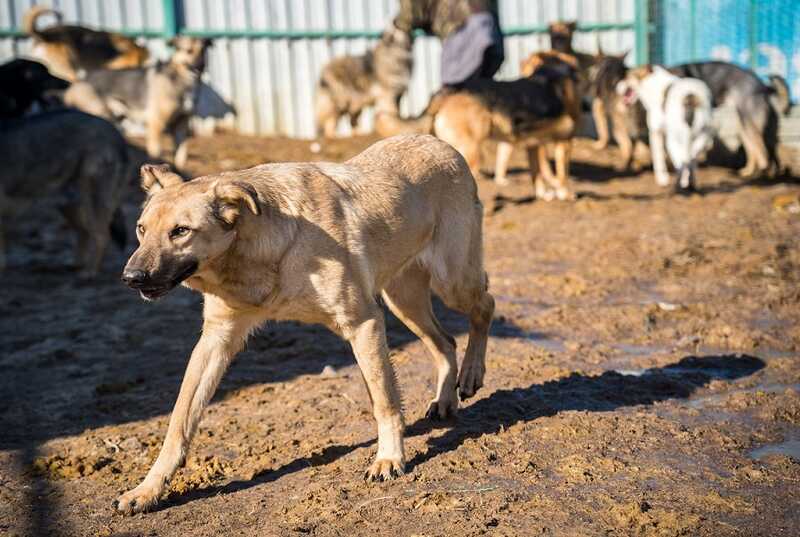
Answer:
[346, 304, 405, 481]
[429, 209, 494, 400]
[592, 98, 610, 149]
[739, 120, 770, 178]
[382, 263, 458, 420]
[494, 142, 514, 186]
[115, 298, 259, 515]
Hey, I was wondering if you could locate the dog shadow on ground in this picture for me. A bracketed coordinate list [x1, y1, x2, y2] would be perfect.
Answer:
[158, 353, 764, 512]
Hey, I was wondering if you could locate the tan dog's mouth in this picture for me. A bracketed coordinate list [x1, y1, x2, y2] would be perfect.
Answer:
[132, 261, 199, 301]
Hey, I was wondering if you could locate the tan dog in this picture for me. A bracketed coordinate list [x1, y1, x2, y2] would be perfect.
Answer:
[115, 134, 495, 514]
[64, 36, 211, 168]
[316, 25, 413, 137]
[24, 5, 149, 81]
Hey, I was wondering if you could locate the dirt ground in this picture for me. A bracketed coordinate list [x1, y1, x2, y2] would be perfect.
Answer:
[1, 133, 799, 537]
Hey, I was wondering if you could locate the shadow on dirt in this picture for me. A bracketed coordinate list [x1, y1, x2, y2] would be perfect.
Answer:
[157, 353, 763, 511]
[405, 353, 764, 469]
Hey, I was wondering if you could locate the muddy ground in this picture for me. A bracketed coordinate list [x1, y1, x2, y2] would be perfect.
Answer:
[1, 134, 799, 537]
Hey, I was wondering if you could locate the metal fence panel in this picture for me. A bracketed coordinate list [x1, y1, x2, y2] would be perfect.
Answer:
[653, 0, 800, 99]
[1, 0, 635, 137]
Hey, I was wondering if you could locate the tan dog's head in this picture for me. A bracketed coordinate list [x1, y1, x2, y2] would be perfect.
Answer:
[616, 65, 652, 106]
[169, 36, 212, 73]
[122, 164, 260, 300]
[548, 21, 577, 53]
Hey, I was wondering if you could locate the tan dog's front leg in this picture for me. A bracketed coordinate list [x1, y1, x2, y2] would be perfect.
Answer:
[346, 308, 405, 481]
[115, 304, 254, 515]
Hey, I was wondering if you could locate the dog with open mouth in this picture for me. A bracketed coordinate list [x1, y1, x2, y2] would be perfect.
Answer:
[617, 65, 714, 192]
[116, 135, 494, 515]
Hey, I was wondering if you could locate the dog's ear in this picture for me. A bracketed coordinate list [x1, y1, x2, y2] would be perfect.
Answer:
[140, 164, 184, 194]
[212, 180, 261, 227]
[617, 49, 631, 60]
[566, 21, 577, 33]
[167, 36, 178, 47]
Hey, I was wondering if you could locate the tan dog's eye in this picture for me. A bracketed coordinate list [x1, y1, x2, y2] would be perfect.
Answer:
[136, 224, 145, 236]
[169, 226, 191, 239]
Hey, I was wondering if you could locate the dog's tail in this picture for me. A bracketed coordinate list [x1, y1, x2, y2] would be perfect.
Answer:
[374, 88, 452, 137]
[768, 74, 792, 116]
[23, 5, 62, 40]
[683, 93, 699, 127]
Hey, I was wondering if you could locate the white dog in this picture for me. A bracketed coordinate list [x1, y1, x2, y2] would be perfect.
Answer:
[618, 65, 714, 192]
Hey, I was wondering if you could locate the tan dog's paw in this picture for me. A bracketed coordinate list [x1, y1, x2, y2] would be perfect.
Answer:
[555, 188, 576, 201]
[113, 483, 162, 515]
[364, 458, 405, 482]
[592, 140, 608, 150]
[425, 395, 458, 420]
[458, 360, 485, 400]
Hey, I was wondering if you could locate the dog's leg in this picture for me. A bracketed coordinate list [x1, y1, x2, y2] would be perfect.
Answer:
[494, 142, 514, 186]
[146, 115, 169, 161]
[742, 122, 770, 178]
[115, 299, 257, 514]
[611, 111, 635, 171]
[173, 118, 191, 170]
[592, 98, 610, 149]
[554, 141, 576, 200]
[345, 304, 405, 481]
[527, 145, 551, 201]
[538, 145, 562, 200]
[432, 269, 494, 401]
[382, 263, 458, 420]
[650, 130, 670, 187]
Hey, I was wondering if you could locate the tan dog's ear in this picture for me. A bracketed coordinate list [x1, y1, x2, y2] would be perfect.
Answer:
[140, 164, 184, 194]
[212, 180, 261, 227]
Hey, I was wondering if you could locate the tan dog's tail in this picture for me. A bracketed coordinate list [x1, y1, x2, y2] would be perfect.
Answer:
[374, 88, 452, 137]
[768, 74, 791, 116]
[23, 5, 62, 40]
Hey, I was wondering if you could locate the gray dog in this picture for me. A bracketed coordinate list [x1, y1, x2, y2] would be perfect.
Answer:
[65, 36, 211, 169]
[669, 61, 790, 177]
[0, 109, 128, 277]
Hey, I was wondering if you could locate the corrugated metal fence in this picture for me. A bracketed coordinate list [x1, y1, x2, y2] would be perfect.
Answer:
[0, 0, 637, 137]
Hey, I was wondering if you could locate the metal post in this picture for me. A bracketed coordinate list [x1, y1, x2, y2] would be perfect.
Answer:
[635, 0, 650, 65]
[162, 0, 179, 39]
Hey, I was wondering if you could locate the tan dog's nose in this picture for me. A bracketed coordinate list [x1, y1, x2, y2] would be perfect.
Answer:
[121, 269, 148, 288]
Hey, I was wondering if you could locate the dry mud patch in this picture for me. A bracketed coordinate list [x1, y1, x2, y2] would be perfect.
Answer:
[1, 136, 799, 536]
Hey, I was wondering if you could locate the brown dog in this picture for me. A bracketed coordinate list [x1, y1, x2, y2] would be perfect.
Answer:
[115, 134, 495, 514]
[24, 5, 149, 81]
[418, 51, 580, 201]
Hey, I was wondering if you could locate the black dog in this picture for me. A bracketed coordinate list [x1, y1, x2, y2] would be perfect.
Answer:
[0, 59, 69, 118]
